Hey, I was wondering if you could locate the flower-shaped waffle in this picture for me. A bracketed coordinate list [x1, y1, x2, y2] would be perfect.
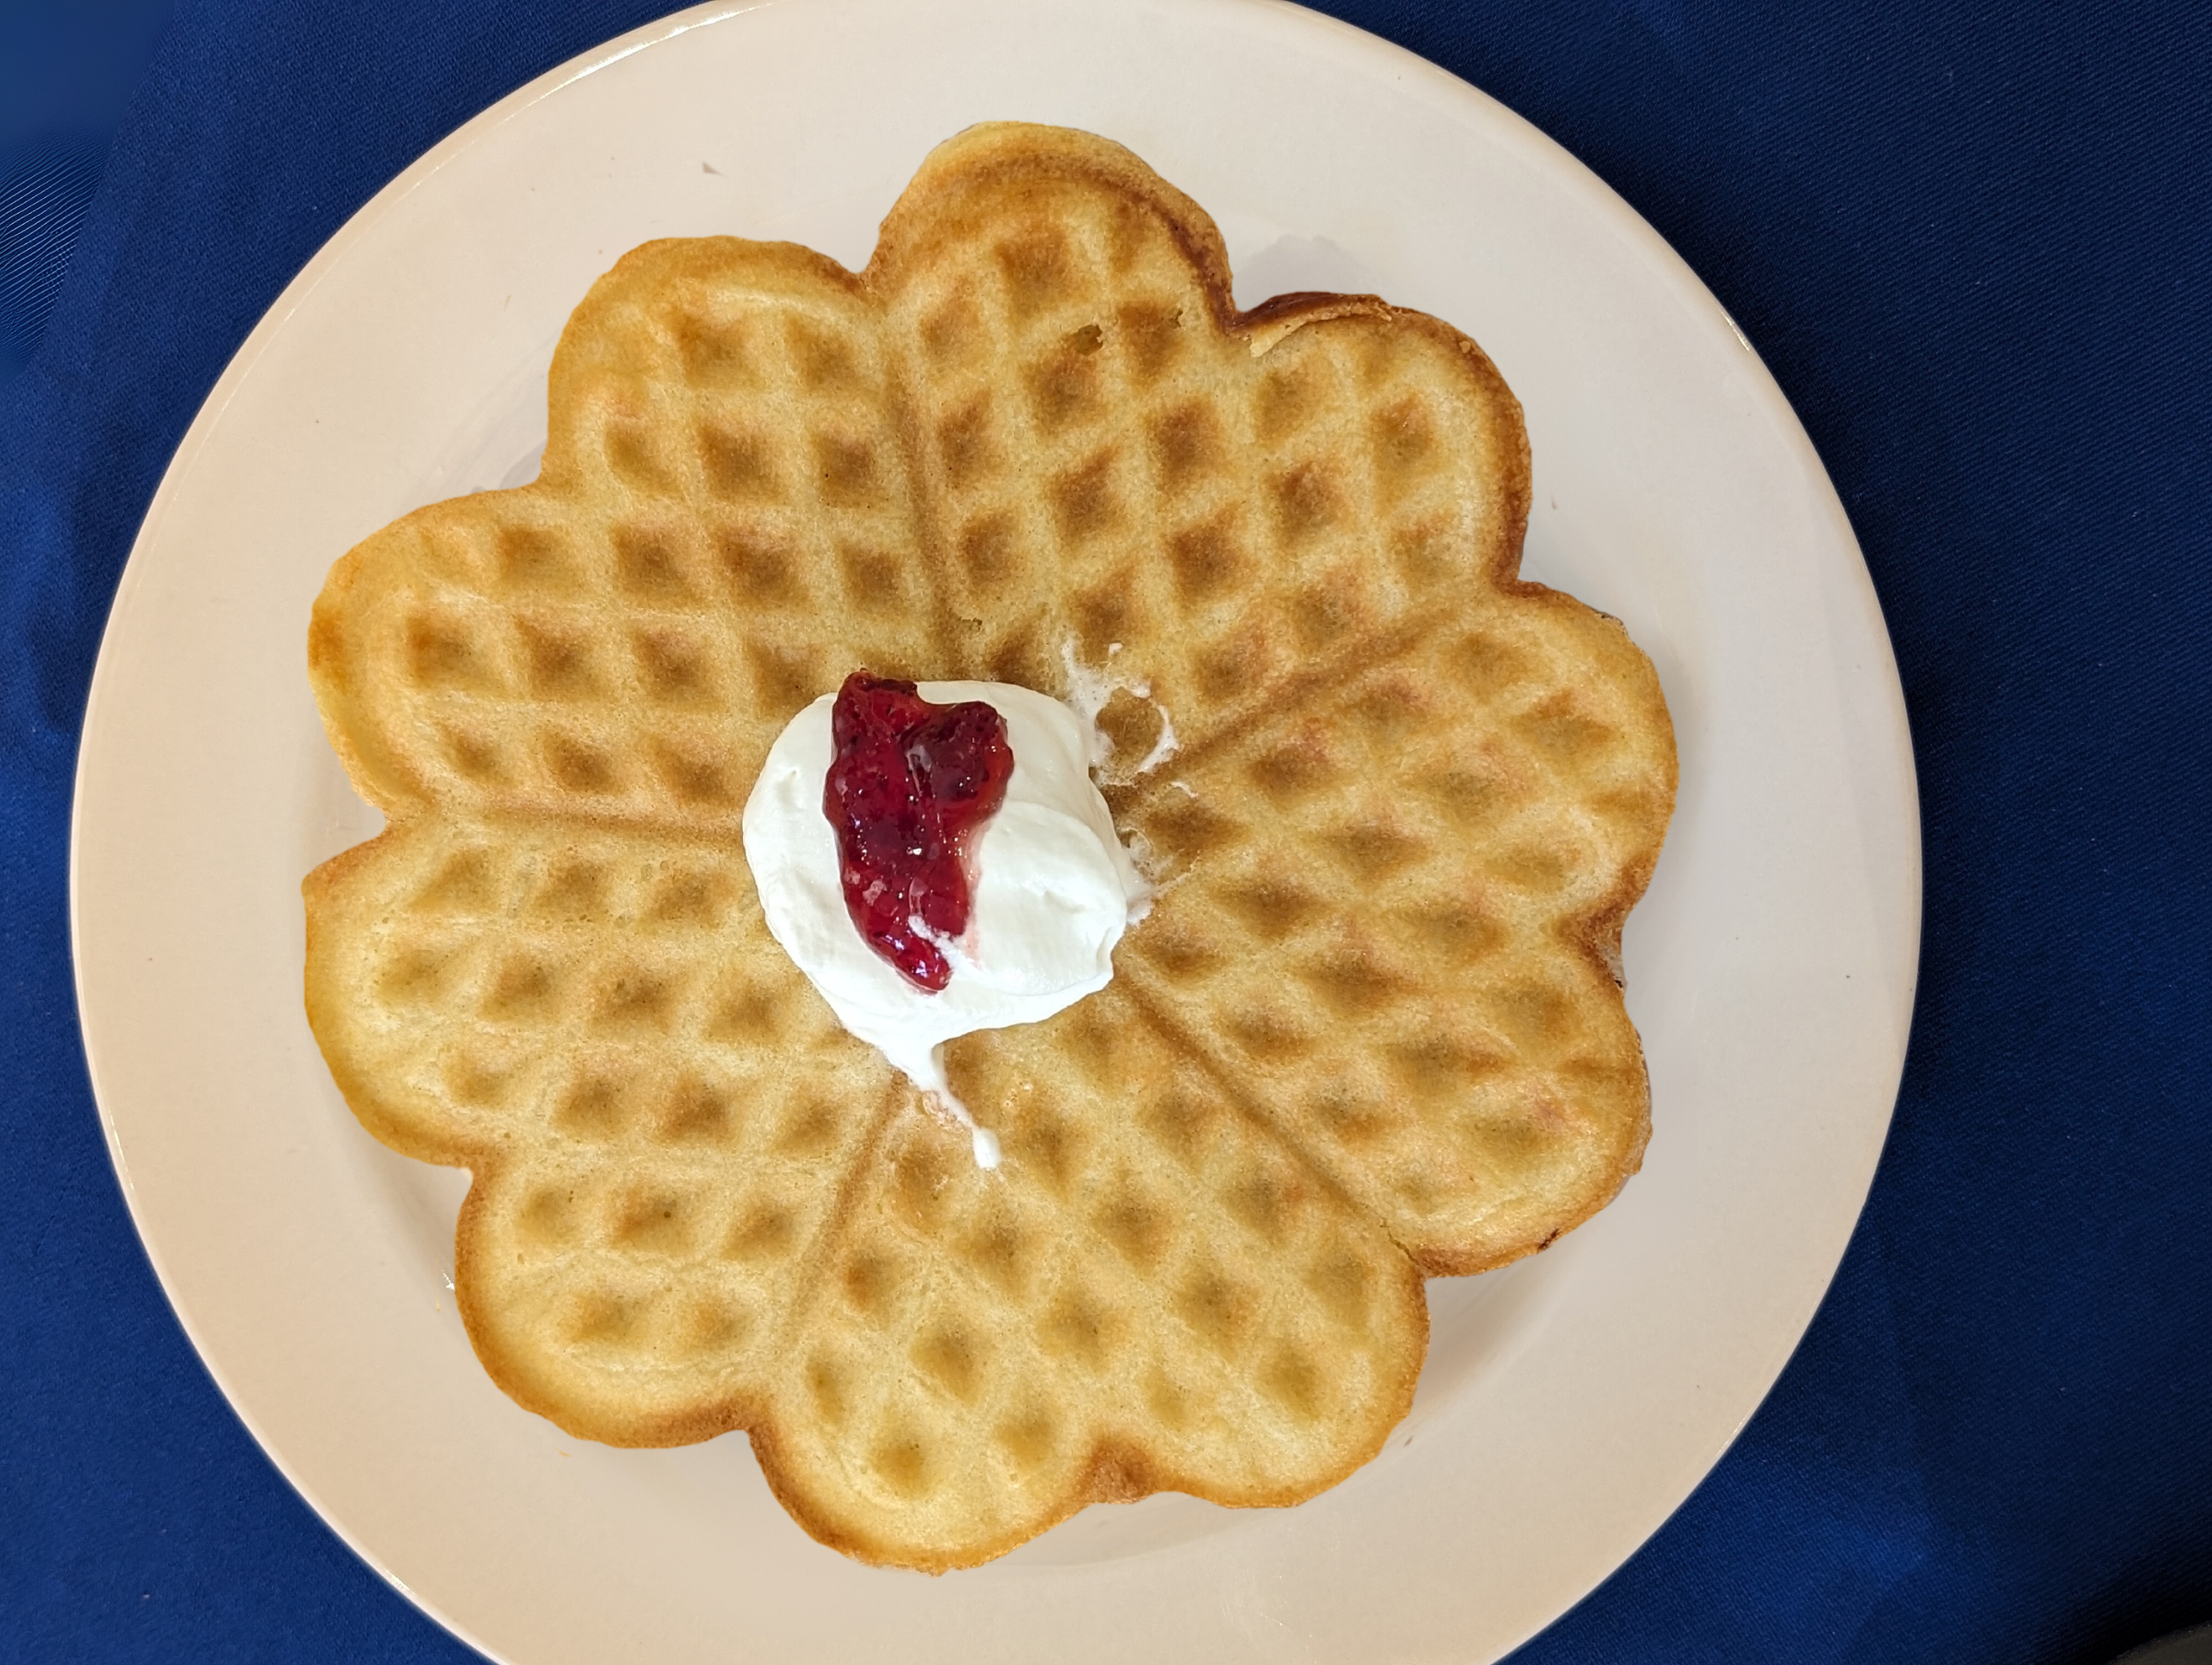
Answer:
[304, 123, 1677, 1569]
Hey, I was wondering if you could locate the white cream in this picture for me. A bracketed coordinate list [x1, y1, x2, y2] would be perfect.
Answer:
[741, 682, 1150, 1169]
[1060, 639, 1180, 777]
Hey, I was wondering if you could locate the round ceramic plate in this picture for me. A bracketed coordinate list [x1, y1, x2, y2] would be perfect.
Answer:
[70, 1, 1920, 1659]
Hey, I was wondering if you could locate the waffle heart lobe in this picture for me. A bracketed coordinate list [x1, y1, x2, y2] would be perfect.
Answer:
[302, 122, 1674, 1569]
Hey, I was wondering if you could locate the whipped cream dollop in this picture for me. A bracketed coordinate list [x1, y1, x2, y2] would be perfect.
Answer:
[742, 681, 1150, 1169]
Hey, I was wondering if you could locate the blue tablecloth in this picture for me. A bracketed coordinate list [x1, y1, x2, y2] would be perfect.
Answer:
[5, 2, 2206, 1659]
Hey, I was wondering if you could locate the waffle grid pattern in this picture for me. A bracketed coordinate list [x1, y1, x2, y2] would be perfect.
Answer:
[1113, 614, 1669, 1271]
[773, 988, 1423, 1554]
[885, 191, 1517, 778]
[315, 251, 944, 830]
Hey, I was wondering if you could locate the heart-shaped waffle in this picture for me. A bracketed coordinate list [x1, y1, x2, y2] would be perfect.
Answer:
[304, 123, 1676, 1569]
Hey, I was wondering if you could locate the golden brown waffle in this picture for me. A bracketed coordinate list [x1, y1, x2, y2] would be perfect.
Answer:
[304, 122, 1675, 1569]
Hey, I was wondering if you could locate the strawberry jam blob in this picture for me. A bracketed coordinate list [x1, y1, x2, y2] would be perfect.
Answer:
[824, 673, 1015, 992]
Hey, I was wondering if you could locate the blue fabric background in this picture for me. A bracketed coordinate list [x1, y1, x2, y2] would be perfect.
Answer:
[0, 0, 170, 379]
[5, 2, 2207, 1659]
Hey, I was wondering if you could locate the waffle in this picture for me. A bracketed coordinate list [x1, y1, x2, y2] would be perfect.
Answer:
[304, 123, 1676, 1569]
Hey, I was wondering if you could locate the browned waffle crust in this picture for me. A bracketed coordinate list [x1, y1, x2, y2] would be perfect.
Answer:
[304, 123, 1677, 1569]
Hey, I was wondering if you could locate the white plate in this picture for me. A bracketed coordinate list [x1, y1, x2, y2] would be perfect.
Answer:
[69, 1, 1919, 1659]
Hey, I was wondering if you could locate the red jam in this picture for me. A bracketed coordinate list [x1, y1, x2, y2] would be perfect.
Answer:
[824, 672, 1014, 992]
